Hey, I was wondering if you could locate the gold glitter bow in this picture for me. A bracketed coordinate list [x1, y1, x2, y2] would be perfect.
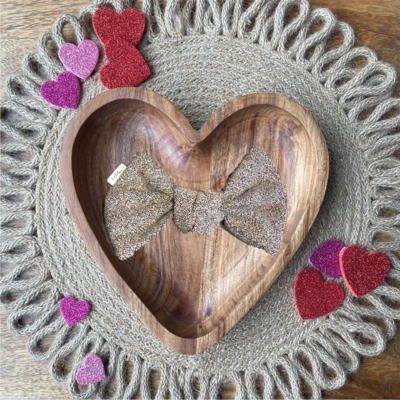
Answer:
[104, 147, 287, 260]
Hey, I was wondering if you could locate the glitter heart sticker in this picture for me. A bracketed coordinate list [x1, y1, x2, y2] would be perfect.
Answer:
[309, 240, 344, 278]
[40, 71, 80, 109]
[339, 246, 390, 297]
[93, 7, 146, 46]
[58, 40, 99, 80]
[99, 38, 151, 89]
[76, 354, 106, 385]
[294, 268, 345, 320]
[60, 296, 90, 326]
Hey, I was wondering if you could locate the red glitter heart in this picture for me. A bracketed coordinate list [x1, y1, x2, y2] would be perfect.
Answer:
[93, 7, 146, 46]
[294, 268, 344, 320]
[100, 38, 151, 90]
[339, 246, 390, 298]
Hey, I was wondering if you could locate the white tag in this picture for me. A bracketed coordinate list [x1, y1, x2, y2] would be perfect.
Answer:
[107, 164, 126, 185]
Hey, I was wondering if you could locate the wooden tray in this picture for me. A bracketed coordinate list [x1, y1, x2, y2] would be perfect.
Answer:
[60, 88, 329, 354]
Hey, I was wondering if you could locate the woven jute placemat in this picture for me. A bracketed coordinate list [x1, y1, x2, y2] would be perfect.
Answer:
[1, 0, 399, 398]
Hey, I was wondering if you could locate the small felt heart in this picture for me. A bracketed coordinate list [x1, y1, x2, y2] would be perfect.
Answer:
[339, 246, 390, 297]
[100, 38, 151, 89]
[60, 296, 90, 326]
[58, 40, 99, 79]
[93, 7, 146, 46]
[309, 239, 344, 278]
[40, 72, 80, 109]
[294, 268, 344, 320]
[76, 354, 106, 385]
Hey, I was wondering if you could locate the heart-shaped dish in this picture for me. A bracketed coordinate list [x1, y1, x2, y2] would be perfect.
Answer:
[60, 88, 329, 354]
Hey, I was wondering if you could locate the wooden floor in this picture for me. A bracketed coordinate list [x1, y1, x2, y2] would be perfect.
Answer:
[1, 0, 399, 399]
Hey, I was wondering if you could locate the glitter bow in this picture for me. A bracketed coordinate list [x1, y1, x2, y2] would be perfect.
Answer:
[104, 147, 287, 260]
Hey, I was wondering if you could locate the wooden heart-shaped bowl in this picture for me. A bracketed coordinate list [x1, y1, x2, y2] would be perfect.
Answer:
[60, 88, 328, 354]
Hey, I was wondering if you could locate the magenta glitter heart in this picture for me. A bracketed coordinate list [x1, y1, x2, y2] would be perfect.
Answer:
[58, 40, 99, 79]
[59, 296, 90, 326]
[76, 354, 106, 385]
[40, 71, 80, 109]
[309, 240, 345, 278]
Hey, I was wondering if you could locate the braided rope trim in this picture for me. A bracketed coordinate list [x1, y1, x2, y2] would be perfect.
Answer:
[1, 0, 399, 398]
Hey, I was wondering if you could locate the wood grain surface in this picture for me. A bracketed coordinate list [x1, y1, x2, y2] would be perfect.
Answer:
[1, 0, 399, 398]
[60, 89, 328, 354]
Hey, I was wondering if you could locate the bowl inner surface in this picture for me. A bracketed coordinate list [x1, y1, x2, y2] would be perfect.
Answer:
[72, 98, 316, 339]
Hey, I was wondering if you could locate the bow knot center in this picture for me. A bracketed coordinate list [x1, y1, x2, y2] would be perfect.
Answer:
[173, 187, 224, 234]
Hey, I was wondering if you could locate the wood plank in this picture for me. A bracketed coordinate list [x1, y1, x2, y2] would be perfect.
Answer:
[1, 0, 85, 39]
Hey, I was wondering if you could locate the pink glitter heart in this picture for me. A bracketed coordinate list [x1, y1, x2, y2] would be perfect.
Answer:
[58, 40, 99, 79]
[309, 240, 345, 278]
[76, 354, 106, 385]
[60, 296, 90, 326]
[40, 72, 80, 109]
